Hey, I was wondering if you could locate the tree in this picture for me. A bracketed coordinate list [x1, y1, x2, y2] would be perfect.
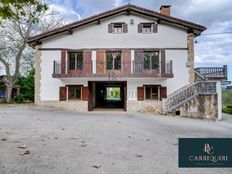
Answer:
[0, 0, 47, 22]
[0, 2, 64, 102]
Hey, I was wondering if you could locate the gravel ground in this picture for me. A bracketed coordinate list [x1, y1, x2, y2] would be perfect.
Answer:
[0, 104, 232, 174]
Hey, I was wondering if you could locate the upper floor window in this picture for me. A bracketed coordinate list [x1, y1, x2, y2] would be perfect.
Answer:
[143, 51, 159, 70]
[106, 51, 121, 70]
[108, 23, 128, 34]
[68, 52, 83, 70]
[138, 23, 158, 33]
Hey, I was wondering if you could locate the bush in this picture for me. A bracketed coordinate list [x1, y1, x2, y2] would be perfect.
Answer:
[222, 105, 232, 115]
[14, 94, 25, 103]
[13, 69, 34, 103]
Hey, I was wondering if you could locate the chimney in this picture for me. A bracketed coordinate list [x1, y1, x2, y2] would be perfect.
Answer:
[160, 5, 171, 16]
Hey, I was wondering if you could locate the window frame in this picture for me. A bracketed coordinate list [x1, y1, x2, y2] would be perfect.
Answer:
[68, 85, 82, 100]
[144, 85, 160, 100]
[68, 52, 83, 71]
[112, 23, 125, 34]
[106, 51, 122, 70]
[143, 51, 159, 70]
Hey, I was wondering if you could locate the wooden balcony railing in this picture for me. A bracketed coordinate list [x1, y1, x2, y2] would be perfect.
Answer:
[195, 65, 227, 80]
[52, 60, 173, 78]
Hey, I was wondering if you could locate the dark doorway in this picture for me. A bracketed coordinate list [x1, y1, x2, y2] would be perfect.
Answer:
[88, 81, 126, 111]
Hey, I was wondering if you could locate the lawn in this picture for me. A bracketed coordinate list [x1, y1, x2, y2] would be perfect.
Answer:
[222, 89, 232, 114]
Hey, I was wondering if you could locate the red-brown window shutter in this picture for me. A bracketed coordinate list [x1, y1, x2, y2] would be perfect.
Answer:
[123, 24, 128, 33]
[59, 87, 66, 101]
[138, 24, 142, 33]
[82, 87, 89, 101]
[161, 50, 166, 74]
[152, 24, 158, 33]
[122, 50, 131, 74]
[61, 51, 66, 74]
[160, 86, 167, 100]
[134, 50, 143, 72]
[137, 86, 144, 101]
[108, 24, 113, 33]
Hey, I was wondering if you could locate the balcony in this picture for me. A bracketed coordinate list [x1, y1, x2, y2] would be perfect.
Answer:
[52, 60, 173, 79]
[195, 65, 227, 80]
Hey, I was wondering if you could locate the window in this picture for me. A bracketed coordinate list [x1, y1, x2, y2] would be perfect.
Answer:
[113, 23, 123, 33]
[138, 23, 158, 33]
[143, 51, 159, 70]
[145, 86, 159, 100]
[68, 52, 83, 70]
[142, 23, 152, 33]
[106, 52, 121, 70]
[68, 86, 81, 100]
[109, 23, 127, 34]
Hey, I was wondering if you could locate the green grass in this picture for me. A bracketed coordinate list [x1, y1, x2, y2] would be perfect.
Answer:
[222, 89, 232, 115]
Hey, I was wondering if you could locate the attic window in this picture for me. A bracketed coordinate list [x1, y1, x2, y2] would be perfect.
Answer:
[108, 23, 128, 33]
[113, 23, 123, 33]
[138, 23, 158, 33]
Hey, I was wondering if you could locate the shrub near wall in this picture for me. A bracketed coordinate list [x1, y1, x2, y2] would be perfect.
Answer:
[14, 69, 34, 103]
[222, 105, 232, 115]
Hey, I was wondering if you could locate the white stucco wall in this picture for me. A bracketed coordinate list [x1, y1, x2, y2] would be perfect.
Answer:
[39, 13, 189, 101]
[42, 13, 187, 49]
[165, 50, 189, 95]
[40, 51, 64, 101]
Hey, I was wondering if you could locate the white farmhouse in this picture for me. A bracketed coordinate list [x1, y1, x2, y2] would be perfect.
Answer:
[28, 4, 227, 119]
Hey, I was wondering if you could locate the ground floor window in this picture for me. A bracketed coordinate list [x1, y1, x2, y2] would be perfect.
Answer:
[68, 85, 81, 100]
[145, 85, 159, 100]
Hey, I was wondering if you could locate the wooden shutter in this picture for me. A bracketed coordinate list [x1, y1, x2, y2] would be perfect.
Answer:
[96, 50, 105, 74]
[138, 24, 142, 33]
[59, 87, 66, 101]
[134, 50, 143, 73]
[161, 50, 166, 74]
[160, 86, 167, 100]
[61, 51, 66, 74]
[82, 87, 89, 101]
[152, 24, 158, 33]
[108, 24, 113, 33]
[83, 50, 92, 75]
[123, 24, 128, 33]
[137, 86, 144, 101]
[122, 50, 131, 74]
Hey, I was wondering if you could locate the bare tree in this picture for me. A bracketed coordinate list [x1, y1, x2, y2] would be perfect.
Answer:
[0, 4, 64, 102]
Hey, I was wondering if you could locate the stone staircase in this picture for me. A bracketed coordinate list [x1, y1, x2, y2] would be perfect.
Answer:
[163, 81, 217, 113]
[163, 65, 227, 115]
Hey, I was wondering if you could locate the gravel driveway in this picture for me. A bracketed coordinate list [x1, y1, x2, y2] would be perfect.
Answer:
[0, 104, 232, 174]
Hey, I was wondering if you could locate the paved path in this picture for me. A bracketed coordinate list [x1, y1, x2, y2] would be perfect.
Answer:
[0, 104, 232, 174]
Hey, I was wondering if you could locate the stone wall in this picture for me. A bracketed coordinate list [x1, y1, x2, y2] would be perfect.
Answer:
[178, 94, 218, 120]
[35, 44, 42, 105]
[187, 33, 195, 84]
[127, 100, 162, 114]
[39, 101, 88, 112]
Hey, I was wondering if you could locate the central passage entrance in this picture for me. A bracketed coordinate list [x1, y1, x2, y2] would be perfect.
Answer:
[88, 81, 127, 111]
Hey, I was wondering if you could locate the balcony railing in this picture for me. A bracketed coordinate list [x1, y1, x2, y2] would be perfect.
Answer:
[53, 61, 61, 74]
[164, 81, 217, 112]
[53, 60, 173, 78]
[195, 65, 227, 80]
